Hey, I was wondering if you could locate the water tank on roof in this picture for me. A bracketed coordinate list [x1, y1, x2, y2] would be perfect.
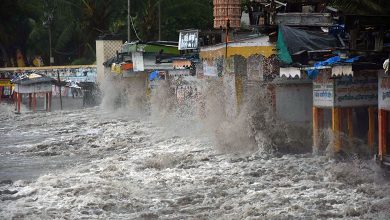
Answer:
[213, 0, 241, 29]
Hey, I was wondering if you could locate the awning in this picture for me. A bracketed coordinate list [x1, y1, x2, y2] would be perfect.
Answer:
[12, 73, 56, 85]
[332, 65, 353, 77]
[279, 67, 301, 78]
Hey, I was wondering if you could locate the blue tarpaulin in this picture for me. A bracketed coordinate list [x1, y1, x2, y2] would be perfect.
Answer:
[149, 70, 159, 81]
[307, 56, 360, 78]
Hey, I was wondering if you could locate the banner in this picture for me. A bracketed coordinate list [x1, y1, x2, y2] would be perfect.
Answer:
[132, 52, 145, 72]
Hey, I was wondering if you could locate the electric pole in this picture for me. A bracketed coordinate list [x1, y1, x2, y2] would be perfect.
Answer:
[158, 0, 161, 41]
[128, 0, 131, 43]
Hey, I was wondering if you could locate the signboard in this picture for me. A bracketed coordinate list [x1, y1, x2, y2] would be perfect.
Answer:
[132, 52, 145, 72]
[379, 74, 390, 111]
[334, 74, 377, 107]
[178, 30, 199, 50]
[313, 69, 378, 107]
[313, 69, 334, 107]
[15, 83, 52, 93]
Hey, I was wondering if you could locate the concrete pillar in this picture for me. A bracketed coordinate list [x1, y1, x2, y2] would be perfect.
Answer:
[235, 73, 243, 110]
[96, 39, 123, 84]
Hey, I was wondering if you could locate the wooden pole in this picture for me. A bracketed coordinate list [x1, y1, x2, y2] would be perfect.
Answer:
[332, 107, 341, 153]
[45, 93, 49, 111]
[17, 92, 21, 113]
[127, 0, 131, 43]
[48, 91, 52, 112]
[158, 0, 161, 41]
[368, 106, 375, 153]
[347, 108, 353, 147]
[32, 93, 36, 112]
[29, 93, 32, 108]
[379, 109, 388, 160]
[0, 86, 2, 102]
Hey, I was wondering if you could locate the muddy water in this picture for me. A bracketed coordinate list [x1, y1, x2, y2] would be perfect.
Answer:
[1, 103, 390, 219]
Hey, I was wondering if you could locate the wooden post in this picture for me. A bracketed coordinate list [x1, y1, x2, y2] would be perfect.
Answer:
[313, 107, 320, 151]
[32, 93, 36, 112]
[347, 108, 353, 147]
[379, 109, 388, 160]
[368, 106, 375, 153]
[45, 93, 48, 111]
[28, 93, 32, 108]
[0, 86, 3, 102]
[332, 107, 341, 153]
[17, 92, 21, 113]
[48, 91, 52, 112]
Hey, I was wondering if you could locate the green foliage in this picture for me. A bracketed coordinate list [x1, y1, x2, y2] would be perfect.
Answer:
[1, 0, 213, 66]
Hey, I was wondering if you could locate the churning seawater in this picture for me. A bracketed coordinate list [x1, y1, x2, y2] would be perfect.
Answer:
[1, 86, 390, 219]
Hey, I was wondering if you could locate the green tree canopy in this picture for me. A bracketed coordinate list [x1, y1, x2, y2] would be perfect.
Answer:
[0, 0, 213, 67]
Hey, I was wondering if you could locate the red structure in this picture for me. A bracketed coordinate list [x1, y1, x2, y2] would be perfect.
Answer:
[12, 74, 55, 113]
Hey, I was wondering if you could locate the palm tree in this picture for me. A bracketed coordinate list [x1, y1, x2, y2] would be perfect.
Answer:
[0, 0, 214, 66]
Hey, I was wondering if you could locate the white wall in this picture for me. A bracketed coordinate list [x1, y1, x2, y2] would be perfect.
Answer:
[275, 83, 313, 124]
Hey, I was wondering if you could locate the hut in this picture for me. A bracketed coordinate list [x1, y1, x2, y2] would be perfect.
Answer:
[12, 73, 56, 113]
[311, 62, 380, 154]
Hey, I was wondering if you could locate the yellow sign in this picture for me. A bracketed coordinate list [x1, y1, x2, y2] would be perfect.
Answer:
[0, 79, 12, 87]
